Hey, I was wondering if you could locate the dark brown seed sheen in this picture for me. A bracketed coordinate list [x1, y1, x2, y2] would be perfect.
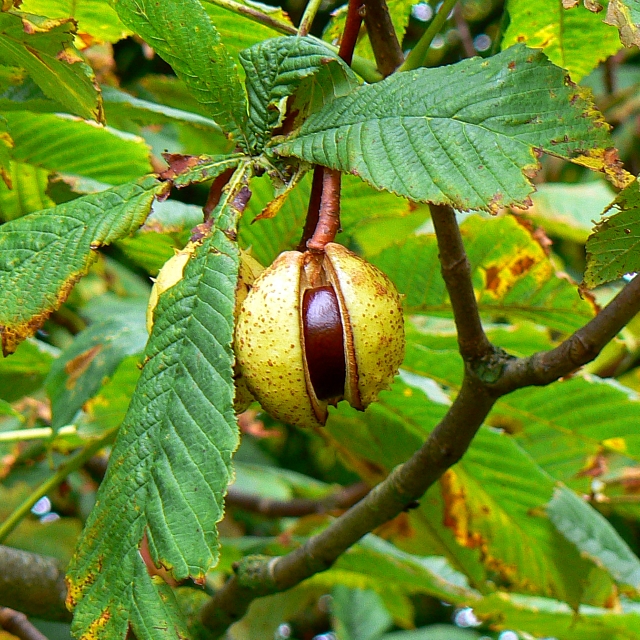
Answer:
[302, 285, 346, 401]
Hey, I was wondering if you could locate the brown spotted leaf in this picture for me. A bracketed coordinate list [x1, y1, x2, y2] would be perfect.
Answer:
[372, 214, 596, 335]
[0, 176, 167, 355]
[274, 44, 613, 212]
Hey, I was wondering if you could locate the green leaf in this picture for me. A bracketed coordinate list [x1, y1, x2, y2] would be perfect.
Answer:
[113, 0, 249, 147]
[240, 36, 358, 151]
[102, 85, 224, 133]
[332, 586, 393, 640]
[605, 0, 640, 47]
[373, 214, 596, 335]
[18, 0, 130, 43]
[521, 180, 615, 244]
[0, 338, 56, 402]
[548, 485, 640, 589]
[116, 200, 204, 275]
[46, 300, 148, 429]
[584, 180, 640, 287]
[503, 0, 622, 81]
[0, 11, 102, 121]
[274, 44, 612, 212]
[0, 161, 54, 221]
[0, 176, 167, 355]
[78, 354, 141, 434]
[67, 204, 241, 640]
[202, 0, 294, 60]
[4, 111, 152, 185]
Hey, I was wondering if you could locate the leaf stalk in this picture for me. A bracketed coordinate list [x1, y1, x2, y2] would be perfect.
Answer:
[399, 0, 458, 71]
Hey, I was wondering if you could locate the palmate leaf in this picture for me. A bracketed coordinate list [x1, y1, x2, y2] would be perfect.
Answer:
[372, 214, 596, 335]
[0, 11, 102, 121]
[67, 206, 241, 640]
[113, 0, 249, 148]
[274, 44, 612, 212]
[240, 36, 358, 152]
[0, 176, 166, 355]
[584, 179, 640, 287]
[503, 0, 621, 81]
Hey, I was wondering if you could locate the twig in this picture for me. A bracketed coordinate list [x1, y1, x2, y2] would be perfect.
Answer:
[430, 205, 492, 362]
[0, 608, 48, 640]
[226, 481, 369, 518]
[453, 2, 475, 58]
[298, 0, 325, 37]
[493, 274, 640, 395]
[0, 546, 71, 622]
[363, 0, 404, 76]
[0, 429, 117, 543]
[399, 0, 458, 71]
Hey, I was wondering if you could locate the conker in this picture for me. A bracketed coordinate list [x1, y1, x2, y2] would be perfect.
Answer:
[234, 243, 405, 428]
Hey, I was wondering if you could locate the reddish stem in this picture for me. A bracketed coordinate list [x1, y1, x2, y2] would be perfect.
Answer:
[298, 166, 325, 251]
[306, 169, 342, 252]
[339, 0, 366, 65]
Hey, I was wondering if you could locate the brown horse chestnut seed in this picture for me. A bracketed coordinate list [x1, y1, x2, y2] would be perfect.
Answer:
[234, 243, 404, 428]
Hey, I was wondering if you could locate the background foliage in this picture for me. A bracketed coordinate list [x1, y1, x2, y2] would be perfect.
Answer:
[2, 0, 640, 639]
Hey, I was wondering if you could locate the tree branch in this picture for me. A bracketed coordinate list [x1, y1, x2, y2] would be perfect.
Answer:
[430, 204, 493, 361]
[363, 0, 404, 76]
[0, 546, 71, 623]
[225, 482, 369, 518]
[0, 608, 48, 640]
[493, 274, 640, 395]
